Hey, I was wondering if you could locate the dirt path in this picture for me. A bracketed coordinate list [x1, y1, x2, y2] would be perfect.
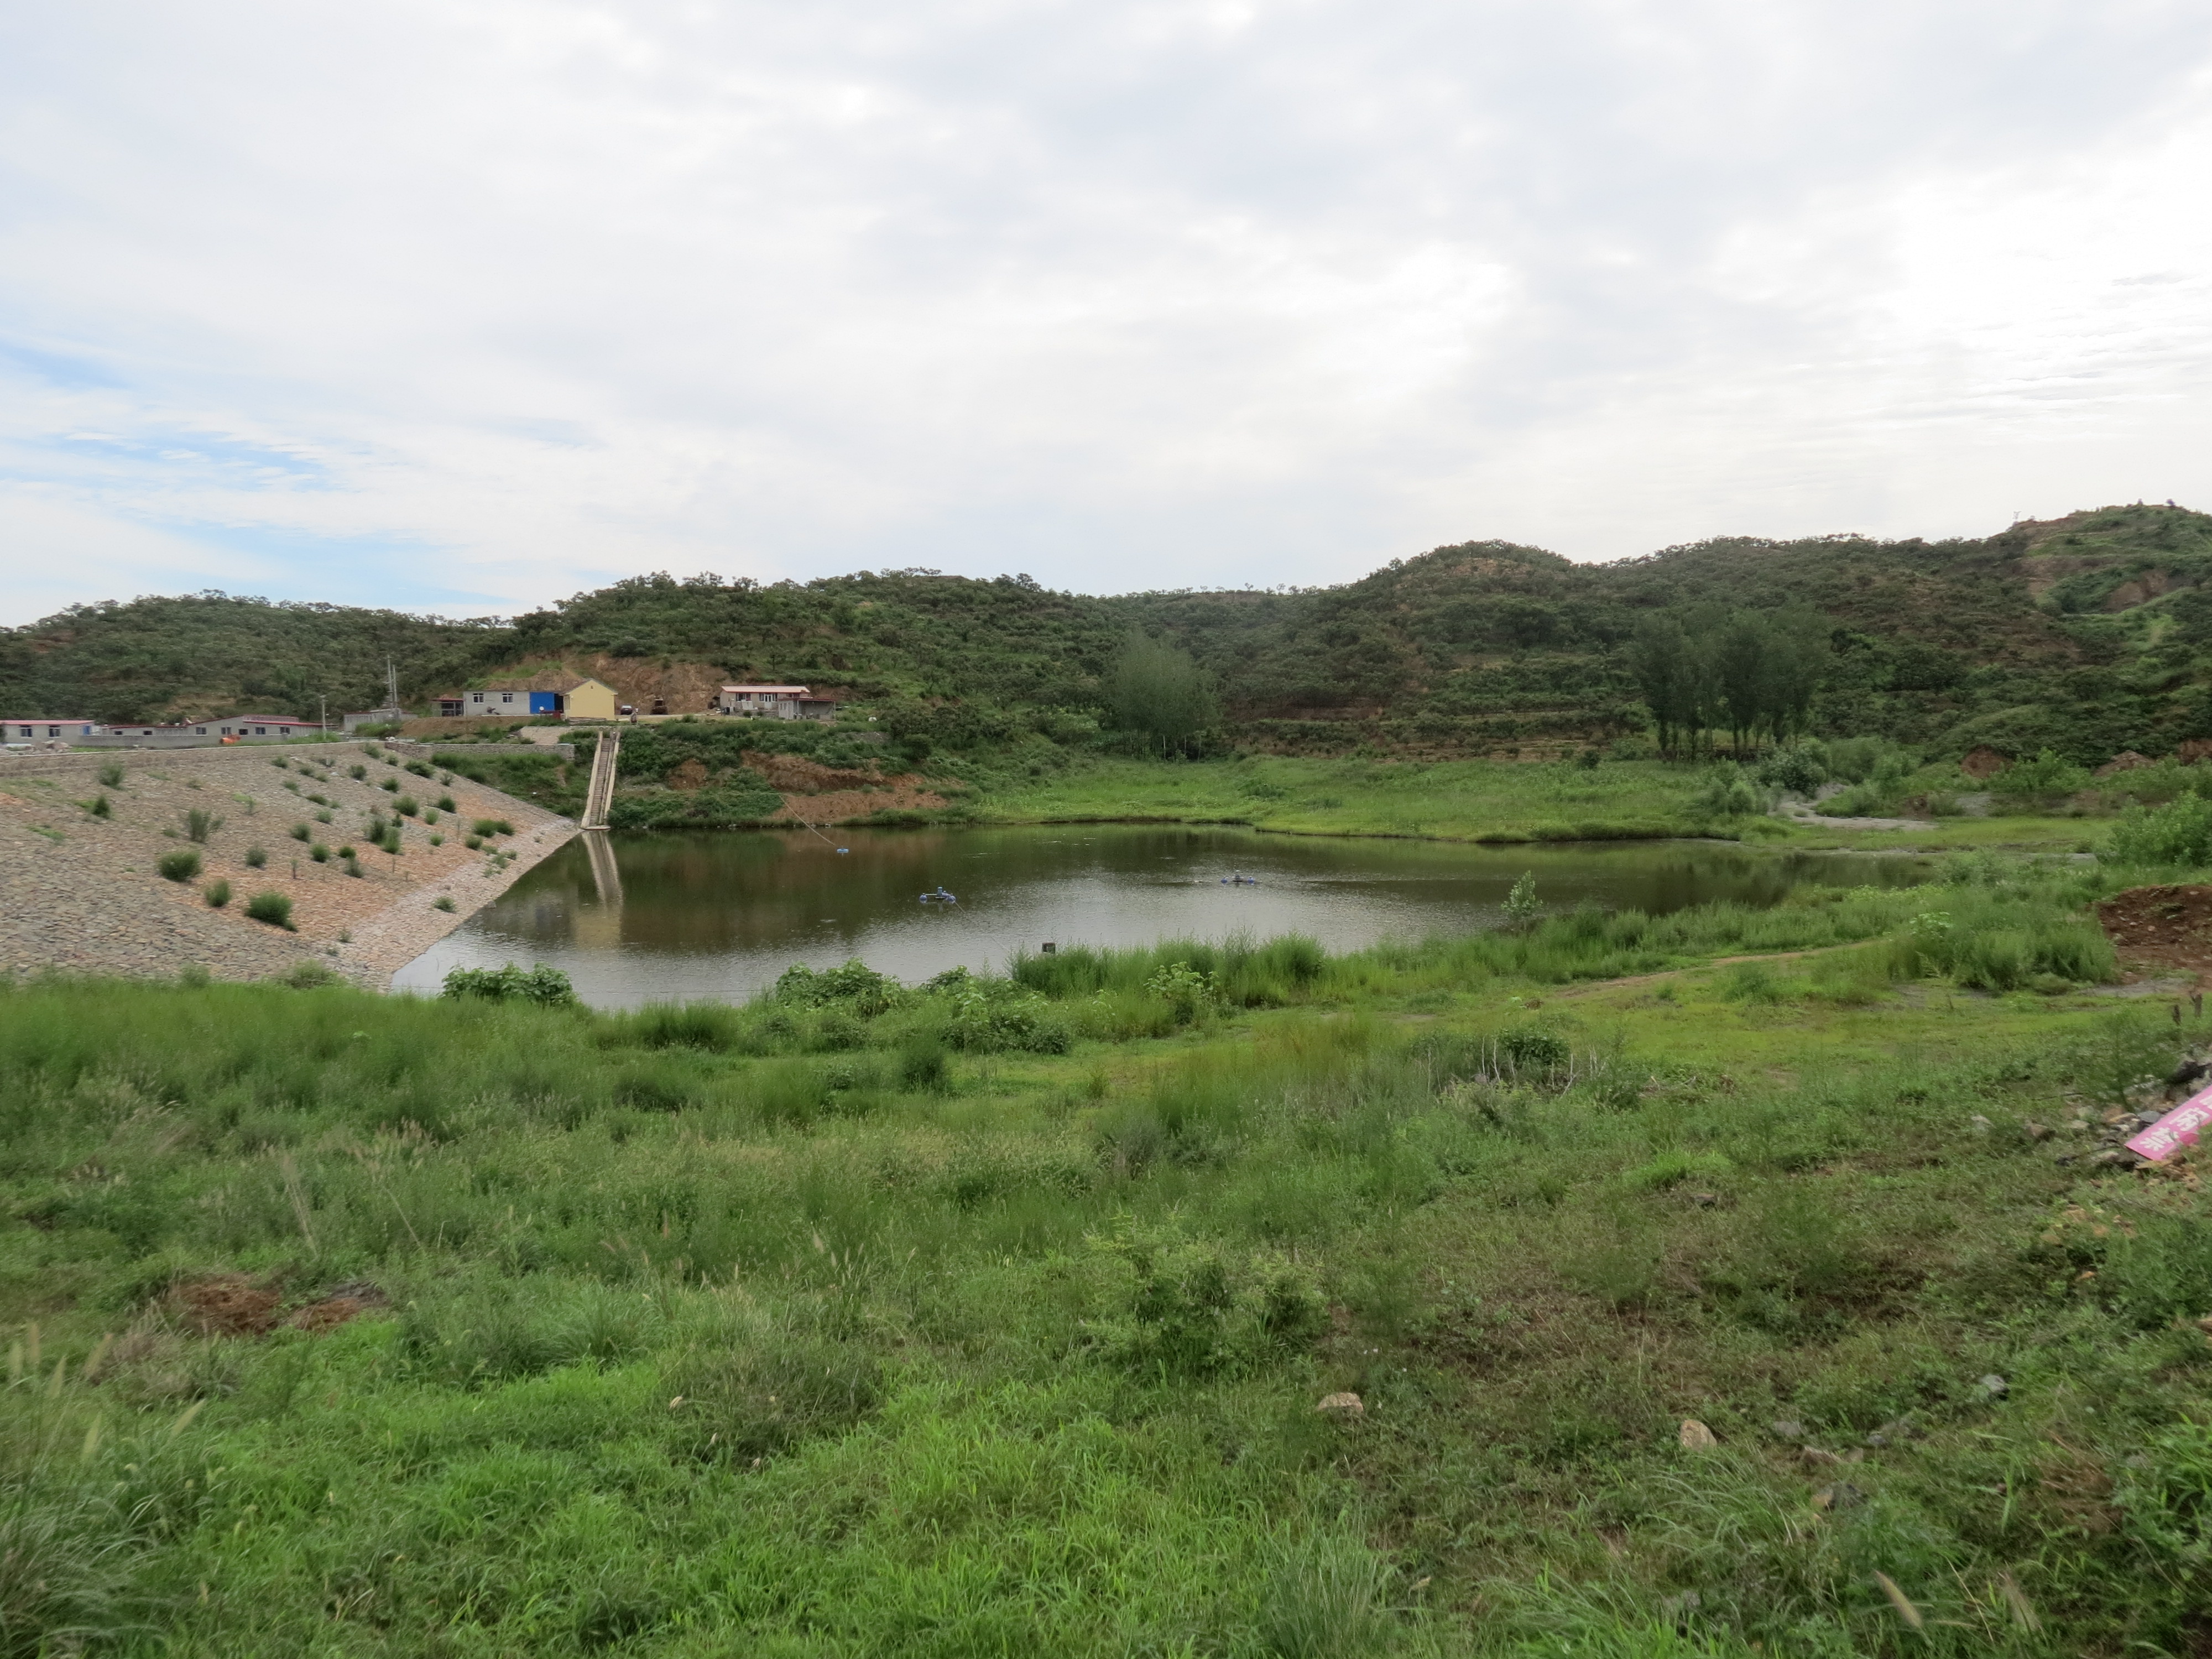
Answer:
[1775, 803, 1937, 832]
[0, 742, 572, 990]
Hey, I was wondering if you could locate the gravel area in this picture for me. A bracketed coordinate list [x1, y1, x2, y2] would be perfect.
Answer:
[0, 743, 573, 990]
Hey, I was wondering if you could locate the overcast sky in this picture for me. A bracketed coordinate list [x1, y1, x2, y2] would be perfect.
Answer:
[3, 1, 2209, 624]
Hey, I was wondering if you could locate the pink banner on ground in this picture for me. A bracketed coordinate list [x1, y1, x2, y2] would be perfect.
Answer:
[2127, 1085, 2212, 1161]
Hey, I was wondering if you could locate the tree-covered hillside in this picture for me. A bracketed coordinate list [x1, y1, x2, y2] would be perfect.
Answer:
[0, 593, 505, 726]
[9, 503, 2212, 764]
[1130, 505, 2212, 759]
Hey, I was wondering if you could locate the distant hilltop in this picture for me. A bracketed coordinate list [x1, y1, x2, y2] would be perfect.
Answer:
[5, 502, 2209, 765]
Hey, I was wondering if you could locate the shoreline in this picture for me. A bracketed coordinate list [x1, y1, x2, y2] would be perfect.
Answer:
[337, 818, 578, 990]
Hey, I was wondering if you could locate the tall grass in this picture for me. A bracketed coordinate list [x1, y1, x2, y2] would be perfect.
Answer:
[1011, 878, 2114, 1008]
[0, 923, 2201, 1653]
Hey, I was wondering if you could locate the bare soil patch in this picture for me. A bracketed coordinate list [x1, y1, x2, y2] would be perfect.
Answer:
[173, 1274, 388, 1337]
[176, 1274, 283, 1336]
[745, 751, 886, 793]
[2095, 884, 2212, 987]
[744, 749, 952, 822]
[769, 783, 951, 824]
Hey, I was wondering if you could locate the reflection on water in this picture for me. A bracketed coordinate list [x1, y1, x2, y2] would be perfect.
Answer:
[392, 826, 1929, 1009]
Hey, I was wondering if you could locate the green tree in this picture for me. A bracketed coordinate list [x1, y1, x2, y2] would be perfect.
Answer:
[1714, 615, 1771, 754]
[1628, 615, 1713, 758]
[1105, 633, 1219, 756]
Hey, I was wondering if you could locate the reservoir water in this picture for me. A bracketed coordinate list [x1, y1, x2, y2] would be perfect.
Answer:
[393, 826, 1928, 1009]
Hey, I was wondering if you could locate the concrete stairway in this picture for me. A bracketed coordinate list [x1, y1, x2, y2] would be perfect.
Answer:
[581, 729, 621, 830]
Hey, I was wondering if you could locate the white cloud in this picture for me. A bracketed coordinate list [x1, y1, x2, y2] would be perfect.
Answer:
[2, 0, 2210, 623]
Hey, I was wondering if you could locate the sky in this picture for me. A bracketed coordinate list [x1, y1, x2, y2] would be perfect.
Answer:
[3, 1, 2210, 625]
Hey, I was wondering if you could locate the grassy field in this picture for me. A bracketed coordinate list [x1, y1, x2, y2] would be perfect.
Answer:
[966, 755, 2116, 857]
[8, 856, 2212, 1656]
[968, 757, 1708, 841]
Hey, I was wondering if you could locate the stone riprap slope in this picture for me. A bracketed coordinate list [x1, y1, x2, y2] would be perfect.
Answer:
[0, 743, 572, 989]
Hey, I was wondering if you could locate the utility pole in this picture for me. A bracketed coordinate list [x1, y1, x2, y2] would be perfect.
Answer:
[318, 693, 327, 737]
[386, 659, 400, 714]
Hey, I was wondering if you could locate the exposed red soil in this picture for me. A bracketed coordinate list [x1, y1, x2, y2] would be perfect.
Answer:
[743, 751, 886, 794]
[174, 1274, 388, 1337]
[769, 784, 950, 824]
[176, 1275, 282, 1335]
[742, 749, 952, 822]
[2095, 885, 2212, 987]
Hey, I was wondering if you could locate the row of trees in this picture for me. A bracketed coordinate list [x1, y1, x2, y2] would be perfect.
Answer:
[1627, 608, 1827, 757]
[1106, 632, 1220, 757]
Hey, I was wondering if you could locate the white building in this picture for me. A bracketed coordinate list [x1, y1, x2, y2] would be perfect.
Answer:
[716, 684, 837, 721]
[3, 718, 98, 744]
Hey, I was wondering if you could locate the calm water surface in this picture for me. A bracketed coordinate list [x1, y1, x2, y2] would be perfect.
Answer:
[393, 827, 1928, 1008]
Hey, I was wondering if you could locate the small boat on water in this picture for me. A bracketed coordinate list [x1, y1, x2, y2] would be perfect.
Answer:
[919, 886, 958, 904]
[1220, 873, 1259, 885]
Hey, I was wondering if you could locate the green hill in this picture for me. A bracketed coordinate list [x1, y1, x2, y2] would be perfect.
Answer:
[9, 503, 2211, 766]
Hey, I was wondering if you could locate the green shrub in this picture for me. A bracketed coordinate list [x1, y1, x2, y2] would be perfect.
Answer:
[437, 794, 456, 812]
[472, 817, 514, 838]
[348, 764, 366, 779]
[201, 879, 231, 907]
[182, 807, 221, 843]
[83, 793, 111, 819]
[2107, 794, 2212, 868]
[289, 822, 311, 841]
[244, 890, 294, 929]
[441, 963, 579, 1007]
[405, 759, 434, 778]
[896, 1034, 951, 1091]
[96, 761, 123, 787]
[379, 778, 399, 793]
[773, 959, 909, 1016]
[943, 979, 1071, 1053]
[1756, 748, 1825, 794]
[432, 895, 456, 912]
[156, 849, 201, 883]
[1496, 1026, 1568, 1071]
[1692, 763, 1766, 818]
[1142, 960, 1219, 1025]
[1503, 871, 1541, 926]
[244, 846, 267, 868]
[1992, 747, 2091, 800]
[309, 844, 330, 863]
